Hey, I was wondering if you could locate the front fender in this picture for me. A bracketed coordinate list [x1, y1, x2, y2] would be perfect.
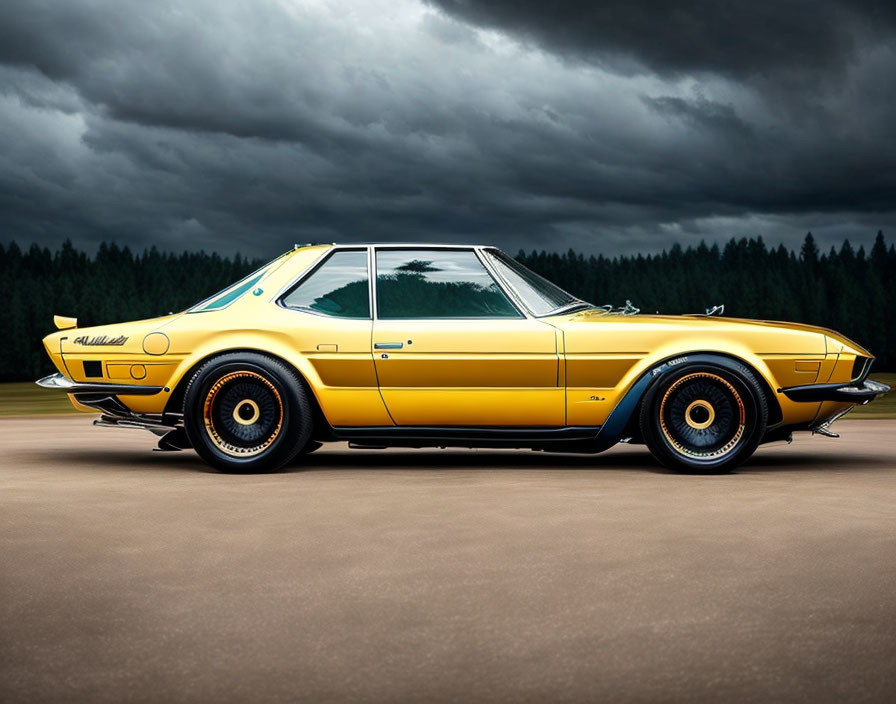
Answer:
[593, 353, 767, 450]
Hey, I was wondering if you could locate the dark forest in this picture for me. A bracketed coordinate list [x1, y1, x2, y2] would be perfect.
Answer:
[2, 231, 893, 382]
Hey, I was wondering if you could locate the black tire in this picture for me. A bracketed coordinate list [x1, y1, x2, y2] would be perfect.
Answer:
[638, 360, 767, 474]
[297, 440, 323, 455]
[183, 353, 312, 473]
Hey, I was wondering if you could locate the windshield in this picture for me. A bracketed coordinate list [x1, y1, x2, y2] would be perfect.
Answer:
[484, 248, 584, 316]
[188, 251, 289, 312]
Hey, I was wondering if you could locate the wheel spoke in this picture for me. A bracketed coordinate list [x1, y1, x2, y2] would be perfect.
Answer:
[203, 371, 284, 457]
[659, 372, 746, 461]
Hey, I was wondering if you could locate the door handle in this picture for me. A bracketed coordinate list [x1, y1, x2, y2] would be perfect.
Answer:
[374, 342, 404, 349]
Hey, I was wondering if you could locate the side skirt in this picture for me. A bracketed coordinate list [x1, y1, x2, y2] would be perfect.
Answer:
[331, 425, 603, 450]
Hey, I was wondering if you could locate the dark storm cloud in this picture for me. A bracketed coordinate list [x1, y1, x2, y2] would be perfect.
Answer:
[428, 0, 896, 81]
[0, 0, 894, 257]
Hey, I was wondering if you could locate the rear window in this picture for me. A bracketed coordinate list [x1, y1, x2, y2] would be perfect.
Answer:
[189, 252, 289, 312]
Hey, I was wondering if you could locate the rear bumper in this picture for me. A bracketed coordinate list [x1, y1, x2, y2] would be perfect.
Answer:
[780, 379, 890, 403]
[37, 372, 182, 444]
[36, 372, 163, 396]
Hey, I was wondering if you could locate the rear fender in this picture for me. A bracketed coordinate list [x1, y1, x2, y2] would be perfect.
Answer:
[161, 333, 323, 414]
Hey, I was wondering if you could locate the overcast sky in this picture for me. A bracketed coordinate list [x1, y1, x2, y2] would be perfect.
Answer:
[1, 0, 894, 257]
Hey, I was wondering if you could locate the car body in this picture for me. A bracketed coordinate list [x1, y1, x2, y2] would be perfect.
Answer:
[37, 243, 889, 473]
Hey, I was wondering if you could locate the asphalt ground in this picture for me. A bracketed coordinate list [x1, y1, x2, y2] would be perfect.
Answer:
[1, 417, 895, 703]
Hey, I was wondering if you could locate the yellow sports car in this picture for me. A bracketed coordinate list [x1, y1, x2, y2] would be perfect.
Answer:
[37, 244, 889, 473]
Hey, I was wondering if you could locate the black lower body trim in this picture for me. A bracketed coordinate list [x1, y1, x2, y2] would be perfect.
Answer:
[779, 379, 889, 403]
[331, 425, 601, 449]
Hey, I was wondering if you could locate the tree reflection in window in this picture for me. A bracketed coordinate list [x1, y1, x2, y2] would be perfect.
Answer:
[376, 250, 520, 318]
[282, 250, 370, 318]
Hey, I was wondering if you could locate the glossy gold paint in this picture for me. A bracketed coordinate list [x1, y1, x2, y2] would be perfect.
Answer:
[373, 318, 562, 425]
[53, 315, 77, 330]
[41, 244, 877, 430]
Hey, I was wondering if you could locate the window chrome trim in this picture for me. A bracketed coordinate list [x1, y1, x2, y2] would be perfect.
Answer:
[368, 245, 378, 323]
[270, 242, 570, 321]
[276, 247, 373, 320]
[269, 247, 333, 304]
[371, 245, 526, 320]
[474, 246, 534, 320]
[479, 247, 586, 318]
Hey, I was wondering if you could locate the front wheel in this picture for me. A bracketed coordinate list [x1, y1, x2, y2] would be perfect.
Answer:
[638, 361, 767, 473]
[183, 353, 312, 473]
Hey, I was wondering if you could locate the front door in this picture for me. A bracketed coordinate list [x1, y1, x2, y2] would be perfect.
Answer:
[372, 247, 563, 426]
[279, 248, 390, 427]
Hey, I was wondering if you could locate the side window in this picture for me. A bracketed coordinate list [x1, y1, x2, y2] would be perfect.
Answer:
[375, 249, 521, 319]
[281, 250, 370, 318]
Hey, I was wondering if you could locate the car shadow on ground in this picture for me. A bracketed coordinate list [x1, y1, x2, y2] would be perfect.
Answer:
[297, 448, 895, 474]
[738, 450, 894, 472]
[21, 443, 896, 476]
[19, 446, 664, 474]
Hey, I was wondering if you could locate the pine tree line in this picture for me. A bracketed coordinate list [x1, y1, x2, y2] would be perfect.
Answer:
[1, 241, 265, 382]
[2, 232, 893, 382]
[517, 231, 895, 371]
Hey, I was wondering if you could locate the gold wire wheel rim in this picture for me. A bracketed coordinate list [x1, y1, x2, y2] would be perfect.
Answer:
[684, 399, 715, 429]
[659, 372, 746, 460]
[203, 371, 283, 457]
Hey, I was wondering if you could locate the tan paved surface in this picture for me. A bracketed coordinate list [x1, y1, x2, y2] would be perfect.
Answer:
[1, 417, 895, 703]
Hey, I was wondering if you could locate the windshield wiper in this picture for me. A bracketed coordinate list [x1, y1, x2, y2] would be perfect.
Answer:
[548, 299, 592, 315]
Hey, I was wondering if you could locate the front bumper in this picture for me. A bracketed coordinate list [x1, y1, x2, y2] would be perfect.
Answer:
[36, 372, 163, 396]
[780, 379, 890, 403]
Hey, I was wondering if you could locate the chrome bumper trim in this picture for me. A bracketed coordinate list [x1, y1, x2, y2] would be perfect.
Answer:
[810, 406, 856, 438]
[94, 416, 175, 437]
[35, 373, 162, 396]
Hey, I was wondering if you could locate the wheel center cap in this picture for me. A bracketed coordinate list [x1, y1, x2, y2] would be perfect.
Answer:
[233, 399, 260, 425]
[685, 400, 715, 429]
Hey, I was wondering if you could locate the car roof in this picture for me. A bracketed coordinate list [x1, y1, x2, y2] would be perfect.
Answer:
[296, 242, 494, 250]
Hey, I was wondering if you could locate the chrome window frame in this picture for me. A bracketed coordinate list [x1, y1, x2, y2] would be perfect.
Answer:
[370, 245, 527, 321]
[474, 247, 537, 318]
[479, 246, 583, 318]
[271, 243, 549, 322]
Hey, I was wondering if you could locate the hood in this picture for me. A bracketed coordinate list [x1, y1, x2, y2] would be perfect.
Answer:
[557, 308, 872, 357]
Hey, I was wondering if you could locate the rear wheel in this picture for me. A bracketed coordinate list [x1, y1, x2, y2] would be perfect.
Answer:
[297, 440, 323, 455]
[639, 361, 767, 473]
[183, 353, 312, 473]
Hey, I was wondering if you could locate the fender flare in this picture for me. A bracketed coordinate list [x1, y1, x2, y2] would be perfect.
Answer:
[164, 346, 323, 419]
[593, 353, 767, 450]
